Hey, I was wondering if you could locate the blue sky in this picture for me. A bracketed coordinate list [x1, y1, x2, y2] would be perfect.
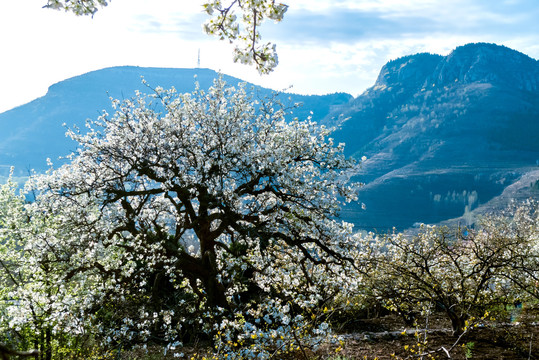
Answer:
[1, 0, 538, 113]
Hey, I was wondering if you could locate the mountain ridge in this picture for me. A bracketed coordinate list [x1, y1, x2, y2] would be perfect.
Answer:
[331, 42, 539, 231]
[431, 43, 539, 90]
[1, 43, 538, 231]
[0, 66, 351, 178]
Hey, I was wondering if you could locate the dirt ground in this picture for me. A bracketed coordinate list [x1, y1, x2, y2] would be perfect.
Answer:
[315, 307, 539, 360]
[120, 306, 539, 359]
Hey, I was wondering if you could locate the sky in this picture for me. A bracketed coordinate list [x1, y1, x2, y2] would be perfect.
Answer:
[1, 0, 538, 113]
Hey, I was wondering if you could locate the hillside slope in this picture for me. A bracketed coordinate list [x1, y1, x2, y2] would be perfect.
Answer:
[0, 67, 351, 178]
[331, 43, 539, 231]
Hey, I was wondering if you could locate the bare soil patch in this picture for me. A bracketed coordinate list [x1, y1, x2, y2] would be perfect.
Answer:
[316, 307, 539, 359]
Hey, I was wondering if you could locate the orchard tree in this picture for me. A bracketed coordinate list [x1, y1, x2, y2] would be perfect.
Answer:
[362, 213, 539, 336]
[477, 200, 539, 302]
[373, 226, 506, 335]
[0, 173, 94, 359]
[44, 0, 288, 74]
[0, 173, 52, 356]
[26, 78, 361, 355]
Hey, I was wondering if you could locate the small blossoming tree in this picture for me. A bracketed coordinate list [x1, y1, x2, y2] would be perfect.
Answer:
[19, 77, 360, 356]
[360, 203, 539, 336]
[0, 173, 95, 359]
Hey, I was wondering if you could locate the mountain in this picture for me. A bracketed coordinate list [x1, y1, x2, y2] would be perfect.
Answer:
[0, 67, 351, 179]
[330, 43, 539, 231]
[1, 43, 538, 232]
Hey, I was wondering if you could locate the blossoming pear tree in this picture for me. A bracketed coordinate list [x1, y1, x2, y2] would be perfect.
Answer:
[477, 200, 539, 302]
[360, 204, 539, 336]
[43, 0, 288, 74]
[24, 77, 361, 355]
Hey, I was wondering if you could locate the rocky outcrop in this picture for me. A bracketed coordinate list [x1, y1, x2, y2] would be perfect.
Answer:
[329, 43, 539, 231]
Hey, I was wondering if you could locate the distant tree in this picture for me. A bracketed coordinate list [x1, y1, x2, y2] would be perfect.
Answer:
[361, 205, 539, 336]
[43, 0, 288, 74]
[19, 78, 360, 356]
[478, 200, 539, 302]
[366, 226, 505, 335]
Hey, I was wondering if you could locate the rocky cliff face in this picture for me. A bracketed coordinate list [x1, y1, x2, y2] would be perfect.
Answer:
[376, 53, 442, 89]
[431, 43, 539, 91]
[329, 43, 539, 231]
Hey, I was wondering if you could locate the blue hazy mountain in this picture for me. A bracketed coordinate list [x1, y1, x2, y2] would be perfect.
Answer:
[1, 43, 538, 231]
[330, 43, 539, 231]
[0, 66, 351, 178]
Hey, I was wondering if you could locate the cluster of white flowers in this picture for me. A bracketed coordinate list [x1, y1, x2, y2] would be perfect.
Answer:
[203, 0, 288, 73]
[44, 0, 108, 16]
[211, 298, 330, 359]
[44, 0, 288, 73]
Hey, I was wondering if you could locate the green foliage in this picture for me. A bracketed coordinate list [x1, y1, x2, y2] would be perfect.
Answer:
[464, 341, 475, 359]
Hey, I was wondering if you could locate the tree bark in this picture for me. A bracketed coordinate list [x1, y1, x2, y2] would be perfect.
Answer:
[175, 249, 228, 309]
[202, 250, 228, 309]
[448, 312, 466, 337]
